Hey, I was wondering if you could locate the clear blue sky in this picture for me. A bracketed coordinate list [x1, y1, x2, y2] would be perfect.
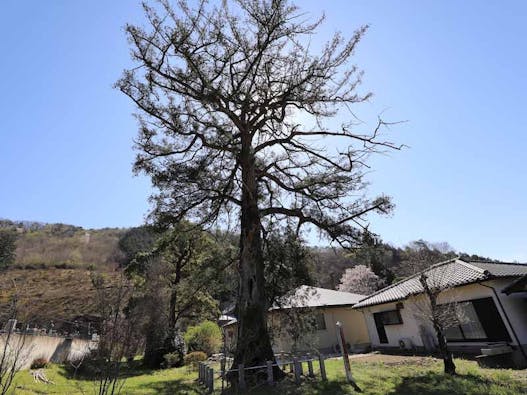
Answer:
[1, 1, 526, 261]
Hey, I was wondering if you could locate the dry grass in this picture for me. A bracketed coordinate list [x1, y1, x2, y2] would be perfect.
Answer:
[0, 268, 120, 326]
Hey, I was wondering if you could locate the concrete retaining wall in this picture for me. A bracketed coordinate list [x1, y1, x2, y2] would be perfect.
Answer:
[0, 333, 95, 369]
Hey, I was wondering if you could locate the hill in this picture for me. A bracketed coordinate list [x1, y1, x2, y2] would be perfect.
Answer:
[0, 220, 130, 329]
[0, 268, 120, 331]
[1, 219, 127, 270]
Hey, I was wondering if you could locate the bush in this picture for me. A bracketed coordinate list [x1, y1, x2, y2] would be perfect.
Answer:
[184, 351, 207, 370]
[184, 321, 222, 356]
[30, 357, 48, 369]
[163, 352, 184, 368]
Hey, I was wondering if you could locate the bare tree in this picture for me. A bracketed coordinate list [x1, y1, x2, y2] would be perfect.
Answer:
[412, 263, 469, 375]
[88, 273, 140, 395]
[0, 290, 30, 394]
[117, 0, 399, 377]
[337, 265, 383, 295]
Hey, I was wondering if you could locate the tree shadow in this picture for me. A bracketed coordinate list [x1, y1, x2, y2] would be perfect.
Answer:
[137, 378, 207, 395]
[393, 371, 522, 395]
[56, 359, 158, 382]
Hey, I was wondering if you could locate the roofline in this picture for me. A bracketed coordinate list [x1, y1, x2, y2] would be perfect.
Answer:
[270, 302, 357, 311]
[351, 257, 527, 309]
[353, 276, 487, 309]
[353, 257, 459, 306]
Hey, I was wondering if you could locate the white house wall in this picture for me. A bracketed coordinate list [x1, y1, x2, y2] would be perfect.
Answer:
[358, 278, 527, 361]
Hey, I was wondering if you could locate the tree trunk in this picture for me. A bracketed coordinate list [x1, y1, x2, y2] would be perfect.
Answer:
[419, 275, 456, 375]
[432, 320, 456, 375]
[231, 137, 279, 383]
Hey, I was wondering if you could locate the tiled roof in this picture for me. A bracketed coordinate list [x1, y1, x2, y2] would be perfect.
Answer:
[272, 285, 365, 310]
[222, 285, 364, 327]
[353, 259, 527, 309]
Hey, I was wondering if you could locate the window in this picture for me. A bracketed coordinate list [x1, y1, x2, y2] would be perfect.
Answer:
[444, 297, 511, 342]
[314, 313, 326, 330]
[379, 310, 403, 325]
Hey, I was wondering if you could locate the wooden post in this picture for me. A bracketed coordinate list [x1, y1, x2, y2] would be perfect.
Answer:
[208, 367, 214, 392]
[221, 357, 226, 392]
[293, 357, 301, 384]
[266, 360, 274, 385]
[307, 359, 314, 378]
[199, 363, 203, 383]
[319, 355, 327, 381]
[298, 359, 303, 376]
[336, 321, 362, 392]
[238, 364, 246, 390]
[289, 362, 294, 373]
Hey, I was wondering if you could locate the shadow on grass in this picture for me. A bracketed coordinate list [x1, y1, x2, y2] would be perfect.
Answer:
[221, 377, 356, 395]
[57, 359, 158, 382]
[137, 378, 208, 395]
[393, 371, 525, 395]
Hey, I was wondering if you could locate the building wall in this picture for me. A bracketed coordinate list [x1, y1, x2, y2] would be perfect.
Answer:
[223, 306, 370, 355]
[357, 278, 527, 365]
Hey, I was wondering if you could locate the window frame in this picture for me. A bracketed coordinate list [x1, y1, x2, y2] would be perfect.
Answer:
[442, 297, 511, 343]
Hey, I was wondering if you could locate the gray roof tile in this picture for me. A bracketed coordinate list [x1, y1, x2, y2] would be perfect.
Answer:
[273, 285, 365, 309]
[353, 259, 527, 309]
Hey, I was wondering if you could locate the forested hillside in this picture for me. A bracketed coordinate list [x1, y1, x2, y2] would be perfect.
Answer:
[0, 220, 126, 270]
[0, 218, 500, 329]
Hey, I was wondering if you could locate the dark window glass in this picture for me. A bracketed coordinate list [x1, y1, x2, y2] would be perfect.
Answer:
[444, 297, 511, 342]
[315, 313, 326, 330]
[381, 310, 403, 325]
[472, 297, 511, 342]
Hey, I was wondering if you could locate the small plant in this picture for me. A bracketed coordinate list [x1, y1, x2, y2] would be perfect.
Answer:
[163, 352, 185, 368]
[30, 357, 48, 369]
[183, 351, 207, 371]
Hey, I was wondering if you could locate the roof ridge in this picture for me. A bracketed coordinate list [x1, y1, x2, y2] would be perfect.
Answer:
[469, 260, 527, 266]
[356, 257, 459, 304]
[456, 259, 488, 275]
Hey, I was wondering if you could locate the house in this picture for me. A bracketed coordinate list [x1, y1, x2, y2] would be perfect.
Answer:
[222, 285, 370, 355]
[353, 259, 527, 368]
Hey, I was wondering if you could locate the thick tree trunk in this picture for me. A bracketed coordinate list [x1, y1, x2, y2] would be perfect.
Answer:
[231, 138, 279, 383]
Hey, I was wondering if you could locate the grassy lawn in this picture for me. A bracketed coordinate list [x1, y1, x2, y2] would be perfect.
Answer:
[11, 355, 527, 394]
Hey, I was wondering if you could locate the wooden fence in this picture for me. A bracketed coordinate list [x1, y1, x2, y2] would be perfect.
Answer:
[198, 355, 327, 393]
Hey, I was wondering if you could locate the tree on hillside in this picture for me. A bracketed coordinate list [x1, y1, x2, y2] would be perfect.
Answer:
[0, 229, 17, 269]
[118, 0, 399, 378]
[117, 226, 158, 267]
[396, 240, 456, 278]
[350, 233, 396, 284]
[337, 264, 383, 295]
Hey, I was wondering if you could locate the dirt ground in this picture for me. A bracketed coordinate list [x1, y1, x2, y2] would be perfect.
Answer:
[348, 352, 437, 366]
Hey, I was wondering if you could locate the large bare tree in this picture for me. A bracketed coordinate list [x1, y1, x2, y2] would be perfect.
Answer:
[118, 0, 399, 377]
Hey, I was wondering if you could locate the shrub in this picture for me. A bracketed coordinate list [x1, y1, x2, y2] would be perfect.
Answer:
[184, 351, 207, 370]
[30, 357, 48, 369]
[184, 321, 222, 356]
[163, 352, 184, 368]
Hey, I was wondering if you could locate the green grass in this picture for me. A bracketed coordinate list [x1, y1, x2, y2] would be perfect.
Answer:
[11, 357, 527, 395]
